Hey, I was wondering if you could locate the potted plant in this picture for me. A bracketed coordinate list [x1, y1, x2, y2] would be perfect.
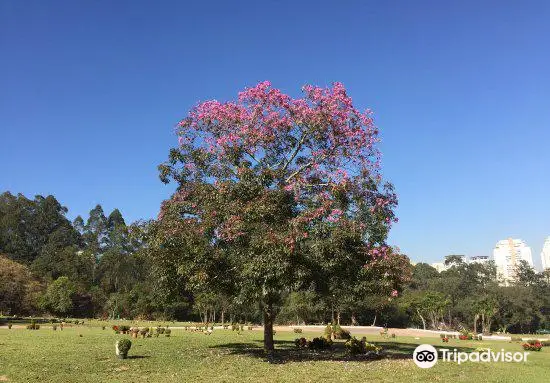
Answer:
[140, 328, 148, 338]
[116, 338, 132, 359]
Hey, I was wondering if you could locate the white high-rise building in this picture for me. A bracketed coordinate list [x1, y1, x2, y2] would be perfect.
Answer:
[469, 255, 490, 265]
[541, 237, 550, 271]
[431, 262, 447, 273]
[493, 238, 534, 283]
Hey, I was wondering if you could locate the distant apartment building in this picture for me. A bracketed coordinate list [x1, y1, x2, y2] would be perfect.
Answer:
[431, 262, 447, 273]
[430, 255, 466, 272]
[542, 237, 550, 271]
[469, 255, 490, 264]
[493, 238, 534, 283]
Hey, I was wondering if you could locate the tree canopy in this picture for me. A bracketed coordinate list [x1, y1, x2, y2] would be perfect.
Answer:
[153, 81, 403, 352]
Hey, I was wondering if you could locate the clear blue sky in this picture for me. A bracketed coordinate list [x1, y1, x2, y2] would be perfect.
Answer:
[1, 1, 549, 266]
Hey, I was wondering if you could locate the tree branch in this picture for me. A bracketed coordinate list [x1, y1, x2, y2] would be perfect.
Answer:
[281, 130, 308, 173]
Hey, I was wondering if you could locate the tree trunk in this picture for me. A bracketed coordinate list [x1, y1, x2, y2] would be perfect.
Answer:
[417, 309, 427, 330]
[372, 313, 377, 326]
[474, 314, 478, 334]
[263, 304, 275, 355]
[221, 310, 225, 326]
[336, 311, 341, 325]
[351, 313, 357, 326]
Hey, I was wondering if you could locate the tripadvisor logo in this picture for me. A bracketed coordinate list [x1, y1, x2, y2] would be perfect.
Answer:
[413, 344, 530, 368]
[413, 344, 438, 368]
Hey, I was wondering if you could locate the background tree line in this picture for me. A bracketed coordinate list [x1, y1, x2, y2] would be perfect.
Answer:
[2, 191, 549, 334]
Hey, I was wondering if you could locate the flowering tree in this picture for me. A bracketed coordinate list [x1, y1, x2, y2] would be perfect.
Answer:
[154, 81, 399, 353]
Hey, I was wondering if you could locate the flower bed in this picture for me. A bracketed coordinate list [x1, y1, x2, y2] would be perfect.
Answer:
[522, 340, 543, 351]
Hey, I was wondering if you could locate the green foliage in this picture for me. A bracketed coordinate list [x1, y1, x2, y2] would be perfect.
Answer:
[294, 337, 308, 348]
[40, 277, 76, 316]
[324, 323, 351, 340]
[0, 192, 79, 265]
[0, 254, 43, 315]
[344, 336, 382, 356]
[117, 338, 132, 354]
[308, 337, 332, 350]
[278, 291, 323, 325]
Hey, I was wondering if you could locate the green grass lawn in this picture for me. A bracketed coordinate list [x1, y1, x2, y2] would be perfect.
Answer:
[1, 325, 548, 382]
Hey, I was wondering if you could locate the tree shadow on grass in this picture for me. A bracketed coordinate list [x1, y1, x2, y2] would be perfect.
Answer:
[209, 340, 476, 364]
[127, 355, 151, 359]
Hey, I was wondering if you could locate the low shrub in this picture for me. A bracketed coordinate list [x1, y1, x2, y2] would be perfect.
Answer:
[540, 340, 550, 347]
[165, 329, 171, 337]
[345, 337, 365, 355]
[345, 336, 382, 356]
[52, 324, 57, 331]
[116, 338, 132, 359]
[294, 337, 308, 348]
[293, 328, 303, 334]
[511, 336, 522, 342]
[8, 323, 12, 329]
[27, 321, 39, 330]
[308, 337, 332, 350]
[442, 337, 449, 343]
